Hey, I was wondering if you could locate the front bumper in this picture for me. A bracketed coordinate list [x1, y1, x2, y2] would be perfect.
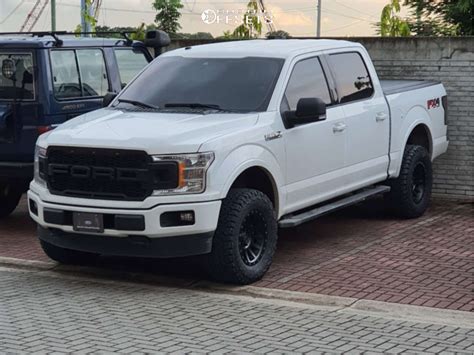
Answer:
[28, 189, 221, 258]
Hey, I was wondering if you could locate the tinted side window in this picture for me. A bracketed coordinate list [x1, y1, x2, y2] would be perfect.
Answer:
[329, 52, 374, 104]
[283, 57, 331, 112]
[115, 49, 149, 88]
[51, 50, 81, 99]
[76, 49, 109, 97]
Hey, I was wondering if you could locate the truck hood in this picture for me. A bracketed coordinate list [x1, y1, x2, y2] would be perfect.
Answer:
[43, 108, 259, 154]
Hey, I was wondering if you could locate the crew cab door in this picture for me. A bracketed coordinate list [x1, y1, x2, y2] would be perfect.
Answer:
[282, 56, 347, 212]
[327, 51, 390, 188]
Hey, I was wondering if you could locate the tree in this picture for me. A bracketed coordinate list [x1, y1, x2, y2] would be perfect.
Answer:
[379, 0, 411, 36]
[404, 0, 473, 36]
[266, 30, 291, 39]
[152, 0, 183, 34]
[232, 1, 263, 38]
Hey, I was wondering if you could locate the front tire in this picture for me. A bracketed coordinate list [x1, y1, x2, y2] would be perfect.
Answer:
[208, 188, 278, 285]
[0, 183, 22, 219]
[386, 145, 433, 218]
[40, 239, 98, 265]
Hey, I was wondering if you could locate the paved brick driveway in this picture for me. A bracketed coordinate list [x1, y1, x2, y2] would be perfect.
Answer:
[1, 197, 472, 311]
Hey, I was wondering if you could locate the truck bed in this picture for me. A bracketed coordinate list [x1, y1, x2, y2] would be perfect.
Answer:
[381, 80, 441, 96]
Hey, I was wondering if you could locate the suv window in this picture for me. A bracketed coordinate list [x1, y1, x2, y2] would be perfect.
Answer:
[0, 52, 35, 101]
[114, 49, 149, 88]
[329, 52, 374, 104]
[51, 49, 109, 99]
[282, 57, 331, 112]
[77, 49, 109, 97]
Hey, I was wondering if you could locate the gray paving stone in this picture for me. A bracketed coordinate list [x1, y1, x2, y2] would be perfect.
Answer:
[0, 269, 473, 354]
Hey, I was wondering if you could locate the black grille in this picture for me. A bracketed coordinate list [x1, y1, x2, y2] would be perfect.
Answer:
[44, 146, 178, 201]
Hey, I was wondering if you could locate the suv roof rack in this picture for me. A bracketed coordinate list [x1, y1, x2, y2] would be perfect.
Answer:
[0, 31, 137, 47]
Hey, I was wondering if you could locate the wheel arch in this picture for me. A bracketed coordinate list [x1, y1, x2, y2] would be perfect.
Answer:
[228, 166, 280, 216]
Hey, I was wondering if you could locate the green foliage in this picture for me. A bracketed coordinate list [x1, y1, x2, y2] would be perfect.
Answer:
[266, 30, 291, 39]
[404, 0, 473, 36]
[232, 1, 263, 38]
[379, 0, 411, 36]
[152, 0, 183, 34]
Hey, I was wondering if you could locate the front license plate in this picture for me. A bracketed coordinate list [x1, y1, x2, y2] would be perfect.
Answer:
[73, 212, 104, 233]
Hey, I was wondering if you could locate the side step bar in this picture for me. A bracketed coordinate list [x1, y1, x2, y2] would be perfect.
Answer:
[279, 185, 391, 228]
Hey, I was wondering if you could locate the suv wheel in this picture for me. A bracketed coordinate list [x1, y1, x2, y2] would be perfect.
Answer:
[386, 145, 433, 218]
[208, 188, 278, 285]
[40, 239, 98, 265]
[0, 184, 22, 219]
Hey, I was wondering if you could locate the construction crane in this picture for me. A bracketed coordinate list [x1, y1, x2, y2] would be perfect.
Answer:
[257, 0, 276, 33]
[20, 0, 50, 32]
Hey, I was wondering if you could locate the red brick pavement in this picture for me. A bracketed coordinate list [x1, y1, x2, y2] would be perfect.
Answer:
[1, 197, 473, 311]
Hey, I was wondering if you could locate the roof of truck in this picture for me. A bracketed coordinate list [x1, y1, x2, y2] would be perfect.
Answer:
[165, 39, 361, 59]
[0, 35, 134, 49]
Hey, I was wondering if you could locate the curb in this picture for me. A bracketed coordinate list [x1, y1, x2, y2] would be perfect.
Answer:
[1, 256, 473, 329]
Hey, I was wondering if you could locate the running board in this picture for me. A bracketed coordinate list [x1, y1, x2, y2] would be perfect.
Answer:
[279, 185, 391, 228]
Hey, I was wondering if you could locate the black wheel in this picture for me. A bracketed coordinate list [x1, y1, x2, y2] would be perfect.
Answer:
[208, 188, 278, 285]
[386, 145, 432, 218]
[0, 184, 22, 219]
[40, 238, 98, 265]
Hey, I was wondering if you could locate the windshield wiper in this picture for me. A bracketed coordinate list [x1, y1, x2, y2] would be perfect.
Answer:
[164, 103, 223, 110]
[117, 99, 159, 110]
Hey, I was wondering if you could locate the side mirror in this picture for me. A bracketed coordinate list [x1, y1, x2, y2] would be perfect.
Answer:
[103, 92, 117, 107]
[285, 98, 327, 128]
[144, 30, 170, 57]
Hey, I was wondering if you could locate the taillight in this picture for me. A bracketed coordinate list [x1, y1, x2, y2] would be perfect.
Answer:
[441, 95, 448, 126]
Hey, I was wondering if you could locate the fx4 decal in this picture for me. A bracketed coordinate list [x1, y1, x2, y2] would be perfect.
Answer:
[427, 98, 440, 110]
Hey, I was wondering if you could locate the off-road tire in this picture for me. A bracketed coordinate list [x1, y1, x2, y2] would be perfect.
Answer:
[0, 184, 22, 219]
[40, 239, 98, 265]
[208, 188, 278, 285]
[386, 145, 432, 219]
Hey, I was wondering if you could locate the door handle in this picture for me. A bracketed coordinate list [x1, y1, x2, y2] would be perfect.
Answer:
[376, 112, 388, 122]
[333, 123, 346, 133]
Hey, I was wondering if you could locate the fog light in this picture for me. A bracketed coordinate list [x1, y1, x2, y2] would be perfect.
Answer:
[29, 199, 38, 216]
[179, 212, 194, 223]
[160, 211, 195, 227]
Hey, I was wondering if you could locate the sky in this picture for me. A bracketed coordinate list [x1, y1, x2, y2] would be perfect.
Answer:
[0, 0, 407, 37]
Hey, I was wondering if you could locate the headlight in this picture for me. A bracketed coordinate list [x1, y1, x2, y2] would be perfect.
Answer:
[151, 152, 214, 195]
[34, 145, 47, 187]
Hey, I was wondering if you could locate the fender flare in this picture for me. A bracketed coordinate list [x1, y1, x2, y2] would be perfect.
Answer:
[217, 145, 285, 218]
[392, 105, 434, 177]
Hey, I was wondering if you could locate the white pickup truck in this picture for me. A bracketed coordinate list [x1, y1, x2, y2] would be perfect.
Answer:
[28, 39, 449, 284]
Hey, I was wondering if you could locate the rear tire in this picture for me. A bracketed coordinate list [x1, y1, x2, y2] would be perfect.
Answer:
[386, 145, 432, 218]
[208, 188, 278, 285]
[0, 184, 22, 219]
[40, 239, 98, 265]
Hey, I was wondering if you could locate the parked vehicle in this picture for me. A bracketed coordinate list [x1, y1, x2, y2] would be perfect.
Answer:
[28, 39, 449, 284]
[0, 30, 170, 218]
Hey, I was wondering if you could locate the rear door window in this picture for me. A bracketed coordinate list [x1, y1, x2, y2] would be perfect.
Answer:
[0, 52, 35, 101]
[51, 49, 109, 99]
[328, 52, 374, 104]
[76, 49, 109, 97]
[50, 50, 81, 99]
[114, 49, 149, 88]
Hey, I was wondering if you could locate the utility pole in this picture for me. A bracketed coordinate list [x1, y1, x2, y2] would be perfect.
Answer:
[317, 0, 322, 37]
[51, 0, 56, 31]
[80, 0, 93, 36]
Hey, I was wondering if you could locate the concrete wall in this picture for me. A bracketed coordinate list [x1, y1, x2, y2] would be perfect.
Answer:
[167, 37, 474, 200]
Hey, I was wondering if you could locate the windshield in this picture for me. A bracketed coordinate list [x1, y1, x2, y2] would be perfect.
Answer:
[116, 56, 284, 113]
[0, 52, 35, 101]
